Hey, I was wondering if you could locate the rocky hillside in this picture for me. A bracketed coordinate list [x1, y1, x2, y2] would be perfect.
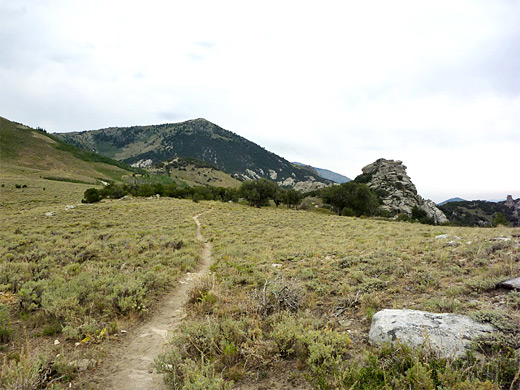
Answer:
[439, 195, 520, 227]
[56, 119, 330, 190]
[355, 158, 448, 224]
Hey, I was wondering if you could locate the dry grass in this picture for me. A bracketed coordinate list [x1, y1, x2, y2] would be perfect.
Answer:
[163, 202, 520, 389]
[0, 172, 212, 387]
[2, 168, 520, 389]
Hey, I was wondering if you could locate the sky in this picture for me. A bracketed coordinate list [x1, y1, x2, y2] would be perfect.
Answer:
[1, 0, 519, 203]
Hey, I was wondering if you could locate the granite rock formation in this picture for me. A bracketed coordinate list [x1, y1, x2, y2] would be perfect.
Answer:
[359, 159, 448, 224]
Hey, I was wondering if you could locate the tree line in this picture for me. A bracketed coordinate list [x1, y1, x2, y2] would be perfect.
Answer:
[82, 179, 381, 217]
[82, 179, 303, 208]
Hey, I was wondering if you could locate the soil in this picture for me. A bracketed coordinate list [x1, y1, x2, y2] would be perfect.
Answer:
[87, 212, 212, 389]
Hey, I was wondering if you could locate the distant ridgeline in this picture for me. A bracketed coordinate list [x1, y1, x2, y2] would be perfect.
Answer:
[438, 195, 520, 227]
[56, 119, 332, 192]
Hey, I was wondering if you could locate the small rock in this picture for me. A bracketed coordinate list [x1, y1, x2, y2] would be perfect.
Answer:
[45, 212, 56, 217]
[65, 205, 75, 210]
[69, 358, 96, 372]
[435, 234, 449, 239]
[54, 339, 60, 345]
[121, 329, 127, 334]
[271, 263, 282, 268]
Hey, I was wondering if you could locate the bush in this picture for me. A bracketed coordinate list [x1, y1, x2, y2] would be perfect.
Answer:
[321, 182, 379, 216]
[239, 179, 279, 208]
[0, 352, 46, 389]
[0, 304, 12, 343]
[82, 188, 102, 203]
[156, 351, 233, 390]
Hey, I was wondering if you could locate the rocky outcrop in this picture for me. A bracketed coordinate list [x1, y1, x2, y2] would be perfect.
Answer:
[504, 195, 520, 218]
[369, 309, 495, 359]
[359, 159, 448, 224]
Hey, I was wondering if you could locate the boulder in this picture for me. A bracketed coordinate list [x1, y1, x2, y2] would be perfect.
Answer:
[498, 277, 520, 290]
[369, 309, 494, 359]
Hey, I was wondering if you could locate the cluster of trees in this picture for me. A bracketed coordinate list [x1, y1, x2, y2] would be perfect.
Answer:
[84, 178, 457, 225]
[83, 183, 238, 204]
[83, 179, 381, 219]
[82, 179, 303, 208]
[320, 182, 380, 217]
[238, 179, 302, 208]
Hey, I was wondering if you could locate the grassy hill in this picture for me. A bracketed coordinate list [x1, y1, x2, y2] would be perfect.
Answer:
[152, 157, 241, 188]
[55, 118, 330, 186]
[0, 116, 138, 186]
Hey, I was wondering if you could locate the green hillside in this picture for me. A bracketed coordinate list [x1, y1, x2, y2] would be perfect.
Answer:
[56, 118, 330, 186]
[0, 116, 137, 184]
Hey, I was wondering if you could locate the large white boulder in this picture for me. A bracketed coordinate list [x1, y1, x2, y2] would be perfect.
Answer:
[369, 309, 494, 359]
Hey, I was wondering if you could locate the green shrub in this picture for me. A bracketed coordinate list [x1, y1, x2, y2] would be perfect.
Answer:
[156, 351, 232, 390]
[0, 352, 45, 389]
[269, 313, 350, 370]
[82, 188, 102, 203]
[0, 304, 12, 343]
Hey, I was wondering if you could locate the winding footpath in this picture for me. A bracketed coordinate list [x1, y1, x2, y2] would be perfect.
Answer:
[92, 212, 212, 389]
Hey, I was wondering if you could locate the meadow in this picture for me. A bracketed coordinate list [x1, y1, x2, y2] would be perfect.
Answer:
[0, 177, 211, 388]
[159, 203, 520, 389]
[1, 176, 519, 389]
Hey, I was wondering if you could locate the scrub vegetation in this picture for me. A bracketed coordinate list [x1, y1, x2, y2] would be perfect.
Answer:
[1, 173, 519, 389]
[158, 203, 520, 389]
[0, 176, 212, 388]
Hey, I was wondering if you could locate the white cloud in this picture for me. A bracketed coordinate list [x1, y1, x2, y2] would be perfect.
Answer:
[0, 0, 518, 201]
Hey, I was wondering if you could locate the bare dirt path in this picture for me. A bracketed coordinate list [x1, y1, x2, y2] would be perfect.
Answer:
[90, 212, 212, 390]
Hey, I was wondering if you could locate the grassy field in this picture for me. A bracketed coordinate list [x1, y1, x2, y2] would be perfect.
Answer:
[158, 203, 520, 389]
[0, 173, 211, 387]
[1, 170, 519, 389]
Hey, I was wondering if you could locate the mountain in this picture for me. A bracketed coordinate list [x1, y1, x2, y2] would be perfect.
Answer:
[354, 158, 448, 224]
[438, 197, 466, 206]
[293, 162, 351, 183]
[0, 116, 136, 183]
[56, 119, 330, 191]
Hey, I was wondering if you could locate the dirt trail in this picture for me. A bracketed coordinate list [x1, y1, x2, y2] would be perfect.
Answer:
[91, 212, 212, 390]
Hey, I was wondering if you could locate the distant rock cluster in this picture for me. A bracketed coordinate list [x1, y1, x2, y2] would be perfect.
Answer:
[360, 159, 448, 224]
[505, 195, 520, 218]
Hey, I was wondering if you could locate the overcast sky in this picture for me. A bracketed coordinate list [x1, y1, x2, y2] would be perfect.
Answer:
[1, 0, 519, 202]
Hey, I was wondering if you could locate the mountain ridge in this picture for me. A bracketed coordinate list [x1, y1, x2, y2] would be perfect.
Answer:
[438, 197, 466, 206]
[293, 162, 351, 183]
[56, 118, 331, 191]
